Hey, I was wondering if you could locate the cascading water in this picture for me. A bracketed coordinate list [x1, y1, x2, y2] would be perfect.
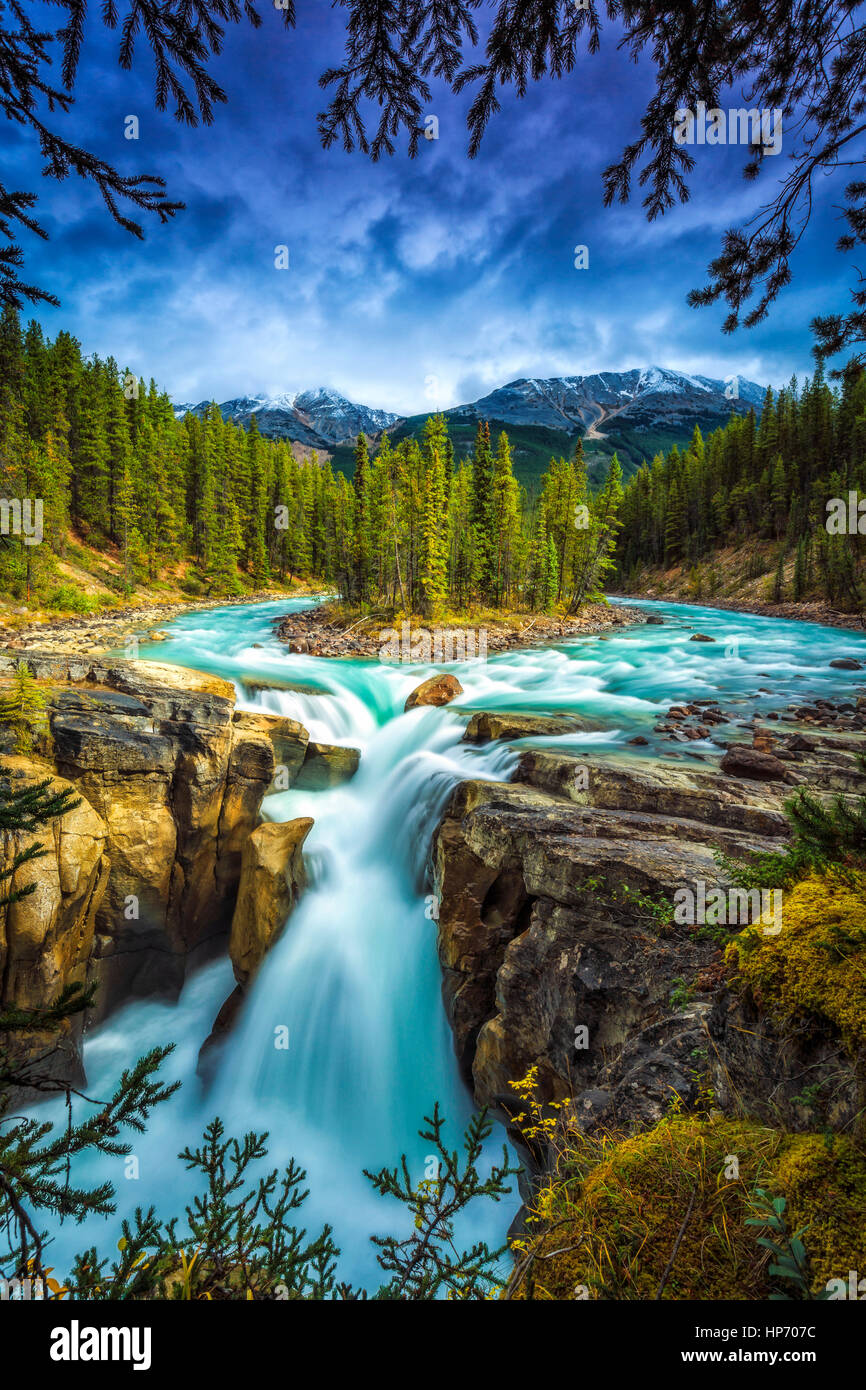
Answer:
[34, 595, 866, 1289]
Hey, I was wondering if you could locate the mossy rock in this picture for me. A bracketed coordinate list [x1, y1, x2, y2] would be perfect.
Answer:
[725, 871, 866, 1057]
[512, 1114, 866, 1300]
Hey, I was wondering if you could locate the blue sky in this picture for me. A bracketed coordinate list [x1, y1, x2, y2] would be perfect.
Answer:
[7, 3, 852, 413]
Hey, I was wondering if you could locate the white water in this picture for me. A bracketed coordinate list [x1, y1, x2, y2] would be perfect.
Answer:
[36, 595, 866, 1289]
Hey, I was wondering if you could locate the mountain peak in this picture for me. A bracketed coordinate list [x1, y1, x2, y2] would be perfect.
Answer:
[172, 364, 768, 473]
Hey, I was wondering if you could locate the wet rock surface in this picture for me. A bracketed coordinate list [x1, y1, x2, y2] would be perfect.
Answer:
[405, 674, 464, 710]
[461, 711, 592, 743]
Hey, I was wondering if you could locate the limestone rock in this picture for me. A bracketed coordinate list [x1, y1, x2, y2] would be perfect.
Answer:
[231, 710, 309, 789]
[462, 711, 589, 743]
[2, 652, 277, 1017]
[0, 759, 110, 1087]
[229, 817, 313, 985]
[431, 752, 791, 1113]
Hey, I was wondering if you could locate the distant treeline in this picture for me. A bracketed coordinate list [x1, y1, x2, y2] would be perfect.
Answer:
[615, 373, 866, 609]
[0, 309, 625, 615]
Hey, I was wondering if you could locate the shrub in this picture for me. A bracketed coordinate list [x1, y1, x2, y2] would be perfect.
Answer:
[45, 583, 97, 616]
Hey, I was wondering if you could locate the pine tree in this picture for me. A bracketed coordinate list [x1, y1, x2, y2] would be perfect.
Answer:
[0, 663, 48, 754]
[470, 422, 495, 601]
[352, 433, 371, 602]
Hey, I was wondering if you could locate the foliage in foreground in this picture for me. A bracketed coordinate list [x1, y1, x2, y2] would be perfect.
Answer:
[717, 752, 866, 893]
[506, 1081, 866, 1301]
[0, 1081, 516, 1300]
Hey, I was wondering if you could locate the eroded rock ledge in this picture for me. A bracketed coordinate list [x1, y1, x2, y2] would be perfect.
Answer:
[0, 651, 356, 1081]
[432, 733, 865, 1140]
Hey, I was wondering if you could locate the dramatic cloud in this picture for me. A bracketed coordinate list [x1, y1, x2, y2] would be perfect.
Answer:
[11, 5, 847, 413]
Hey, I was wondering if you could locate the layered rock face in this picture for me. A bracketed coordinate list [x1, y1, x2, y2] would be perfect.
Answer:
[0, 652, 316, 1030]
[42, 661, 278, 1015]
[0, 759, 110, 1084]
[432, 733, 865, 1138]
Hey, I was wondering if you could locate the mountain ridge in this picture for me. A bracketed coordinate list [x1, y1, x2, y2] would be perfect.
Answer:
[173, 366, 769, 484]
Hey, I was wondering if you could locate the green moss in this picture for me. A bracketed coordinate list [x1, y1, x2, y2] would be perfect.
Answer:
[775, 1133, 866, 1291]
[513, 1115, 866, 1300]
[725, 871, 866, 1056]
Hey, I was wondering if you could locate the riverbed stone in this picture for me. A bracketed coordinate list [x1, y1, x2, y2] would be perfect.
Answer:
[405, 674, 464, 710]
[462, 711, 589, 743]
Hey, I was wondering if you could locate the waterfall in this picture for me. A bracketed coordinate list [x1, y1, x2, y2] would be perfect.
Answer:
[34, 594, 866, 1289]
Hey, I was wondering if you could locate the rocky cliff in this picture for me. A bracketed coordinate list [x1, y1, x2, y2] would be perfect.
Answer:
[432, 724, 866, 1141]
[0, 651, 343, 1081]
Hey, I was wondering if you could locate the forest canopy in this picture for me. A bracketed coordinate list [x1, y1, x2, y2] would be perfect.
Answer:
[0, 307, 623, 616]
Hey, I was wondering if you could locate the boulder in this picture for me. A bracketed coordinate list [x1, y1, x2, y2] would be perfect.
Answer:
[404, 674, 464, 710]
[462, 711, 588, 743]
[829, 658, 864, 670]
[719, 744, 789, 782]
[293, 742, 360, 790]
[689, 633, 716, 642]
[229, 817, 313, 985]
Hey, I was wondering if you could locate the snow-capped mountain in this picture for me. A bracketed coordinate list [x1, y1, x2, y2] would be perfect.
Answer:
[447, 368, 767, 435]
[172, 367, 768, 458]
[173, 388, 400, 449]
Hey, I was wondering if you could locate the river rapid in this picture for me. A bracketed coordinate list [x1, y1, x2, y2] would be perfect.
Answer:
[37, 595, 866, 1290]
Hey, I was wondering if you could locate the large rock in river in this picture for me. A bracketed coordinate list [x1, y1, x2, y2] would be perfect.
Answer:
[294, 741, 360, 789]
[405, 674, 463, 710]
[462, 712, 589, 743]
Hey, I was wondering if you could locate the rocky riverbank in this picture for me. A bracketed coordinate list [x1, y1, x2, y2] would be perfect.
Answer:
[613, 589, 866, 632]
[272, 600, 644, 658]
[0, 588, 325, 658]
